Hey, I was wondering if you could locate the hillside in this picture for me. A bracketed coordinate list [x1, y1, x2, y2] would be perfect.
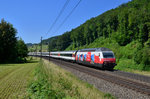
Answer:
[39, 0, 150, 51]
[29, 0, 150, 71]
[28, 36, 58, 52]
[66, 0, 150, 71]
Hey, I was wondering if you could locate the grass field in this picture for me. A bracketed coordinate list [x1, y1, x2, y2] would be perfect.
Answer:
[27, 59, 115, 99]
[0, 57, 115, 99]
[0, 58, 38, 99]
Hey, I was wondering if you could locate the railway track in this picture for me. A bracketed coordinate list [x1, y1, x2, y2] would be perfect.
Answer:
[42, 57, 150, 96]
[105, 70, 150, 85]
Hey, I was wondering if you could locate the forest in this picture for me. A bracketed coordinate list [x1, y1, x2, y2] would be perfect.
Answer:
[0, 19, 28, 63]
[30, 0, 150, 71]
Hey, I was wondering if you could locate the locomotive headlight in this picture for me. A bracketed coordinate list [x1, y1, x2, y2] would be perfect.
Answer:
[104, 61, 110, 64]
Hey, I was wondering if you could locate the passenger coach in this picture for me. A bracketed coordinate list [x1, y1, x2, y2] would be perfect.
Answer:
[50, 51, 76, 61]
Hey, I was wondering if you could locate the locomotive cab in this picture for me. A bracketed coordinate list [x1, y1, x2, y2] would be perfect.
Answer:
[102, 51, 116, 69]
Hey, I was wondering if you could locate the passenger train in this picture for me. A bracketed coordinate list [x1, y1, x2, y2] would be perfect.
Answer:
[29, 47, 116, 70]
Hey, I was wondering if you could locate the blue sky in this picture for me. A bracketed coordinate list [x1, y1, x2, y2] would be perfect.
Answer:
[0, 0, 131, 43]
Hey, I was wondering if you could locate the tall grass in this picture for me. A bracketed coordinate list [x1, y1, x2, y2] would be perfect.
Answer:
[27, 59, 115, 99]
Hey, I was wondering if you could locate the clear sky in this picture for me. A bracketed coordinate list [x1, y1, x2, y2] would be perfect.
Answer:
[0, 0, 131, 43]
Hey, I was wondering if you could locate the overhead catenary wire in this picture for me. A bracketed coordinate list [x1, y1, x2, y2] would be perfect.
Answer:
[44, 0, 71, 38]
[54, 0, 82, 34]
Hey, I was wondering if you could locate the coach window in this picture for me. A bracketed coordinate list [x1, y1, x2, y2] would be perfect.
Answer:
[60, 54, 72, 57]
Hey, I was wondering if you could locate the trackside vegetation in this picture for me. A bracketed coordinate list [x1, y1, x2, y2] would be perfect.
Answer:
[27, 59, 115, 99]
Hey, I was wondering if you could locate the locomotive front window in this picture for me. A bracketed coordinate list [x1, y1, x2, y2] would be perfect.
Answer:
[103, 53, 114, 58]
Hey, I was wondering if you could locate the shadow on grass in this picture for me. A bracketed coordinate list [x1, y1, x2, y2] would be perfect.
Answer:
[0, 59, 39, 66]
[27, 60, 39, 63]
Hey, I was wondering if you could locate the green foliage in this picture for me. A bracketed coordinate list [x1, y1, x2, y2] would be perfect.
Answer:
[16, 38, 28, 62]
[0, 19, 17, 63]
[104, 93, 115, 99]
[134, 47, 150, 70]
[55, 32, 72, 51]
[115, 59, 142, 70]
[37, 32, 73, 51]
[0, 19, 28, 63]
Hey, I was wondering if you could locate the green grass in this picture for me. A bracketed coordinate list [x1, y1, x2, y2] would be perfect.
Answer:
[27, 59, 115, 99]
[0, 57, 38, 98]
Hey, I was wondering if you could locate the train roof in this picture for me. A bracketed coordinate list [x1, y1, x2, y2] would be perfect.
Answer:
[50, 50, 76, 53]
[78, 47, 112, 52]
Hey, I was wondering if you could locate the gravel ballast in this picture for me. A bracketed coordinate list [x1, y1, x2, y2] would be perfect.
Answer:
[106, 70, 150, 84]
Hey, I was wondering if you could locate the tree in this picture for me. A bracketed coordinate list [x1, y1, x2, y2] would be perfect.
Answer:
[17, 38, 28, 61]
[0, 19, 29, 63]
[48, 39, 57, 51]
[56, 32, 72, 51]
[0, 19, 17, 62]
[141, 48, 150, 68]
